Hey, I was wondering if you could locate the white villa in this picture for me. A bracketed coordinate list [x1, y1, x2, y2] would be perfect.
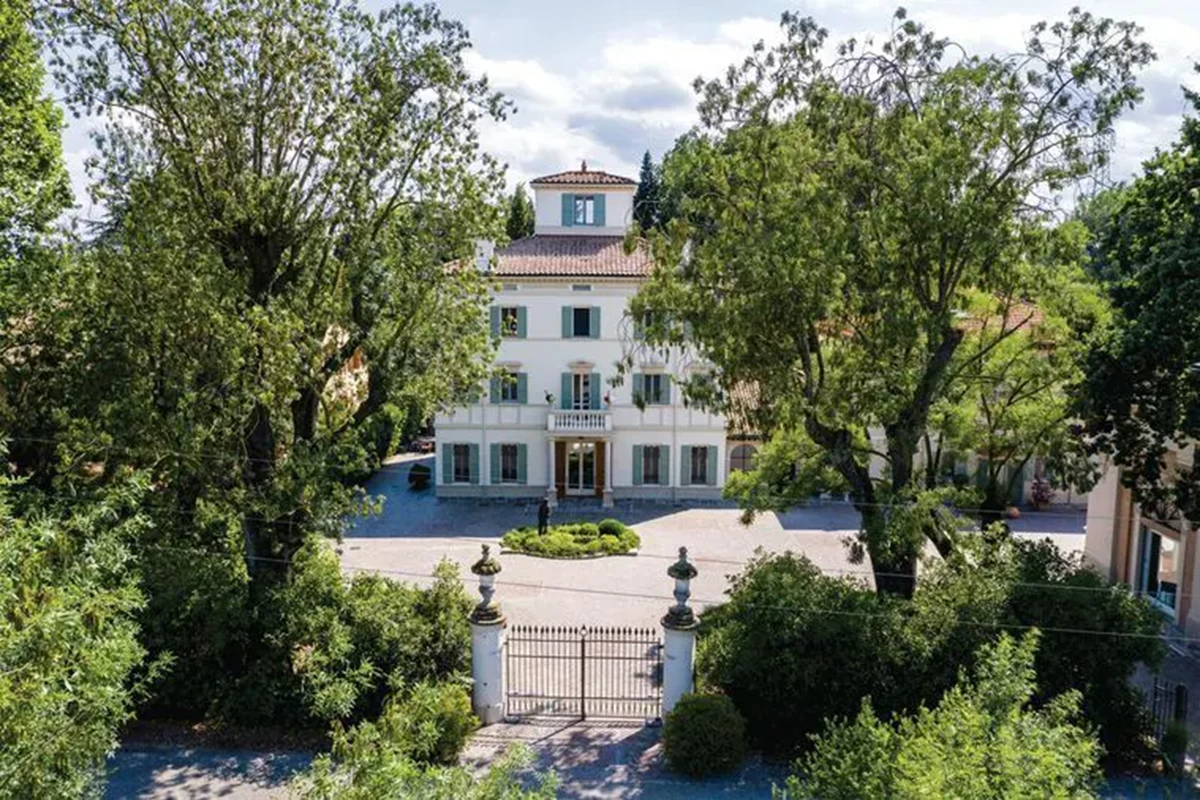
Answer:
[434, 163, 752, 506]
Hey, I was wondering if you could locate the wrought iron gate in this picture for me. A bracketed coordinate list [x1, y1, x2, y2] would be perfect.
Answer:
[1150, 677, 1189, 742]
[505, 625, 663, 721]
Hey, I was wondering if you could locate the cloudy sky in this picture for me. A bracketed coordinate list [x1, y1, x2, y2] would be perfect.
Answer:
[59, 0, 1200, 216]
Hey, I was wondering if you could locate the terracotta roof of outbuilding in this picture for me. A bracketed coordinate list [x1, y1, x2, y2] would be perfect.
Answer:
[529, 169, 636, 186]
[494, 235, 652, 277]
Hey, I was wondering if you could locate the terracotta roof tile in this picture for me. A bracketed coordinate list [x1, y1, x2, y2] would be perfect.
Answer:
[529, 169, 636, 186]
[494, 235, 651, 277]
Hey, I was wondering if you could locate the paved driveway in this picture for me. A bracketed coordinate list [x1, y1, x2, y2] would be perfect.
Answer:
[342, 457, 1086, 628]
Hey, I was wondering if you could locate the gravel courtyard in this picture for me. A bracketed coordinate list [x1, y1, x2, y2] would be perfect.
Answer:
[341, 456, 1086, 628]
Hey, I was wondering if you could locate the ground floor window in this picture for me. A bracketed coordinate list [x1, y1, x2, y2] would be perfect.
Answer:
[500, 443, 519, 483]
[729, 443, 757, 473]
[453, 443, 471, 483]
[1139, 525, 1180, 613]
[643, 445, 661, 485]
[690, 446, 708, 485]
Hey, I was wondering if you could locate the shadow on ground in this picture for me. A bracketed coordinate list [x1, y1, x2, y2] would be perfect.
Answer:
[106, 746, 311, 799]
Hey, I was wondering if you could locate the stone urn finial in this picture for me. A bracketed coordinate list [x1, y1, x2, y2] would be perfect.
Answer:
[470, 545, 504, 624]
[663, 546, 699, 630]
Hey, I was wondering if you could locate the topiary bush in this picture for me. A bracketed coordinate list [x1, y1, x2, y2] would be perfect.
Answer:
[597, 518, 624, 537]
[501, 520, 639, 558]
[386, 681, 478, 765]
[662, 693, 748, 777]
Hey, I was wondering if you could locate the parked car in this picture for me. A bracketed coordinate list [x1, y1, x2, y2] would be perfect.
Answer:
[409, 436, 435, 454]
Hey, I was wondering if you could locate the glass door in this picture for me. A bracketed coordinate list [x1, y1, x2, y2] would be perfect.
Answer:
[566, 442, 596, 494]
[572, 373, 591, 410]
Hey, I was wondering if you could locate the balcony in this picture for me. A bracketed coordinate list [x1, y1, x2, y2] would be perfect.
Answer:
[548, 409, 613, 433]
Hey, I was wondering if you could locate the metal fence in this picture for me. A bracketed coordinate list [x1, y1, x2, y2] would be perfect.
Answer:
[505, 625, 663, 721]
[1150, 677, 1189, 742]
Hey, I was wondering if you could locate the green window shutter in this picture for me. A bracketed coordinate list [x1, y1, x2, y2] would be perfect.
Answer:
[706, 446, 718, 485]
[490, 306, 500, 337]
[590, 372, 601, 409]
[561, 372, 572, 410]
[594, 194, 606, 226]
[662, 375, 672, 405]
[516, 306, 527, 338]
[441, 444, 452, 485]
[489, 443, 500, 484]
[561, 193, 574, 226]
[562, 306, 572, 338]
[589, 306, 600, 338]
[632, 373, 644, 405]
[516, 373, 528, 404]
[659, 445, 670, 486]
[680, 445, 692, 486]
[489, 376, 500, 404]
[468, 444, 480, 485]
[632, 445, 643, 486]
[517, 444, 528, 485]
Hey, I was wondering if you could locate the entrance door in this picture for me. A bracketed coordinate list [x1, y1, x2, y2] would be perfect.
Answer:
[566, 442, 596, 495]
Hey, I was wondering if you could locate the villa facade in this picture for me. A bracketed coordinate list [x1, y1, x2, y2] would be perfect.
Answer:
[434, 163, 750, 505]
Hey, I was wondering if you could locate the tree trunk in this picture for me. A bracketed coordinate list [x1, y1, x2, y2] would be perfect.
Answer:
[242, 401, 277, 575]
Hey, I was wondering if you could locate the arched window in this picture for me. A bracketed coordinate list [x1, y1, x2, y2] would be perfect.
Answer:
[729, 444, 758, 473]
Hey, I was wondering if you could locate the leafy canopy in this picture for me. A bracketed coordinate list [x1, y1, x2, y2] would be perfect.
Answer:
[1079, 80, 1200, 522]
[635, 8, 1151, 593]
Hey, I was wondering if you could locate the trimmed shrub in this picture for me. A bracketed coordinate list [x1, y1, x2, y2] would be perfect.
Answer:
[597, 518, 624, 537]
[501, 520, 639, 558]
[408, 463, 431, 490]
[662, 693, 748, 777]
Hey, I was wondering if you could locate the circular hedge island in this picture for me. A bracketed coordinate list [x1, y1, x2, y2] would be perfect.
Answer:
[500, 518, 640, 558]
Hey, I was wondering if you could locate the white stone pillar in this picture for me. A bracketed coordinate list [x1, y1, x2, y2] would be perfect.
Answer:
[603, 439, 614, 508]
[661, 546, 699, 716]
[546, 438, 557, 508]
[469, 546, 506, 725]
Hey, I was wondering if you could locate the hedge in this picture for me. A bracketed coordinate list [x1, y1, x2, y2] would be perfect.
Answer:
[500, 518, 639, 558]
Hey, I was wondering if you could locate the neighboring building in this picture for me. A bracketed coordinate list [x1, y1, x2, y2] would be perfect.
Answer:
[1085, 442, 1197, 632]
[434, 163, 736, 505]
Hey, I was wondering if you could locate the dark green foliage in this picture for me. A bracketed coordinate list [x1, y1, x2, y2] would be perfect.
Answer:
[1079, 86, 1200, 522]
[504, 182, 535, 241]
[632, 150, 662, 231]
[780, 634, 1102, 799]
[662, 693, 748, 777]
[501, 520, 640, 558]
[218, 538, 472, 728]
[699, 538, 1163, 763]
[1162, 719, 1189, 774]
[0, 478, 146, 797]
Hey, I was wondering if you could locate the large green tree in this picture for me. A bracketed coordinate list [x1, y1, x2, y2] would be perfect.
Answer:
[14, 0, 505, 717]
[635, 9, 1151, 594]
[1079, 83, 1200, 523]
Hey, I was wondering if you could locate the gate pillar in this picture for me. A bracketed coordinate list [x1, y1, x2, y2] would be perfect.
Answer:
[661, 547, 699, 715]
[469, 545, 506, 725]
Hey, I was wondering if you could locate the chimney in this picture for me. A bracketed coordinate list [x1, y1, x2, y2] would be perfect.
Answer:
[474, 238, 495, 273]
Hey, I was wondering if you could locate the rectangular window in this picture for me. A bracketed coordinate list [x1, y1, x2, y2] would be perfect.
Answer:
[499, 371, 519, 403]
[643, 374, 666, 405]
[690, 446, 708, 486]
[500, 444, 519, 483]
[572, 306, 591, 337]
[571, 284, 592, 292]
[643, 446, 661, 485]
[573, 195, 595, 225]
[501, 283, 518, 291]
[453, 444, 471, 483]
[499, 306, 519, 337]
[1140, 526, 1180, 613]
